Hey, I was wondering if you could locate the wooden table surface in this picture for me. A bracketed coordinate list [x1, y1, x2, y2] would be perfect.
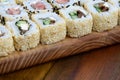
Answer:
[0, 44, 120, 80]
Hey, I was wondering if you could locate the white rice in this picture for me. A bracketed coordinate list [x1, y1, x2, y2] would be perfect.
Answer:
[0, 5, 29, 21]
[0, 25, 15, 56]
[48, 0, 77, 8]
[32, 12, 66, 44]
[108, 0, 120, 25]
[84, 0, 118, 32]
[23, 0, 53, 13]
[59, 6, 93, 37]
[6, 19, 40, 51]
[0, 0, 16, 5]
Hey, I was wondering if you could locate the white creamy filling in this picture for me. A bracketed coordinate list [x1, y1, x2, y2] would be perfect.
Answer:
[103, 2, 109, 8]
[0, 30, 2, 35]
[49, 17, 56, 21]
[20, 23, 29, 31]
[79, 9, 88, 16]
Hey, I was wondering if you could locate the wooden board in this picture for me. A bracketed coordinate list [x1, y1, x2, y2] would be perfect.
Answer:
[0, 26, 120, 74]
[45, 44, 120, 80]
[0, 44, 120, 80]
[0, 62, 54, 80]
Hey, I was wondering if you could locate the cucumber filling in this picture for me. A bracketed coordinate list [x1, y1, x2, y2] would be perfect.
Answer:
[94, 2, 109, 12]
[15, 20, 30, 35]
[69, 10, 86, 19]
[42, 17, 56, 25]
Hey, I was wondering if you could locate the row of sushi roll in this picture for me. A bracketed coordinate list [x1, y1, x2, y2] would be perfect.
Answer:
[0, 0, 119, 56]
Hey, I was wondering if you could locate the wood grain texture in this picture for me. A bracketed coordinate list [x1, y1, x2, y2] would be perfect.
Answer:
[0, 26, 120, 74]
[0, 44, 120, 80]
[45, 44, 120, 80]
[0, 62, 54, 80]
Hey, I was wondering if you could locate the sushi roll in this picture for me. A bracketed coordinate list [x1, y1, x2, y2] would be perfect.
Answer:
[48, 0, 77, 9]
[23, 0, 53, 15]
[0, 5, 29, 25]
[6, 19, 40, 51]
[84, 0, 118, 32]
[59, 6, 93, 38]
[108, 0, 120, 25]
[32, 12, 66, 44]
[0, 0, 16, 5]
[0, 25, 15, 56]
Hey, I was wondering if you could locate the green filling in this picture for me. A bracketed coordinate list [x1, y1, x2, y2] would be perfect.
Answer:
[16, 20, 28, 28]
[69, 11, 78, 19]
[43, 18, 51, 25]
[94, 4, 102, 13]
[42, 17, 56, 25]
[15, 20, 30, 35]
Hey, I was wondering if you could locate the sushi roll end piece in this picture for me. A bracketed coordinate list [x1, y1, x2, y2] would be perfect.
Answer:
[84, 1, 118, 32]
[59, 6, 93, 37]
[108, 0, 120, 25]
[32, 12, 66, 44]
[0, 5, 29, 24]
[23, 0, 53, 15]
[6, 19, 40, 51]
[0, 25, 15, 56]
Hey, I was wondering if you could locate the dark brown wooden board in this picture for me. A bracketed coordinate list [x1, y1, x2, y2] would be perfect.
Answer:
[0, 26, 120, 74]
[0, 44, 120, 80]
[45, 44, 120, 80]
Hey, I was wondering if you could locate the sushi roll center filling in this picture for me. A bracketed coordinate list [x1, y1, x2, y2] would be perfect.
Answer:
[94, 2, 109, 12]
[31, 1, 46, 10]
[0, 30, 4, 37]
[6, 7, 21, 15]
[15, 20, 30, 35]
[55, 0, 69, 4]
[41, 17, 56, 25]
[69, 10, 86, 19]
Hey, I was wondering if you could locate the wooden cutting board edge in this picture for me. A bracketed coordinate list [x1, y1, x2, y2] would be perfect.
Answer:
[0, 26, 120, 74]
